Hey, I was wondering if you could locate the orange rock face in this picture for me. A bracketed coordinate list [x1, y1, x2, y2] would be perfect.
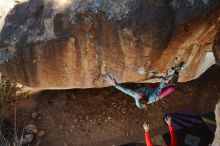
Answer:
[0, 0, 220, 89]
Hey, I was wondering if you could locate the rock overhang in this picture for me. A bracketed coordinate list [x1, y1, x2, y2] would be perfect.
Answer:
[0, 0, 220, 89]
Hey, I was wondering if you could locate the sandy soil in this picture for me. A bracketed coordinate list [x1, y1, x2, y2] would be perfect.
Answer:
[3, 65, 220, 146]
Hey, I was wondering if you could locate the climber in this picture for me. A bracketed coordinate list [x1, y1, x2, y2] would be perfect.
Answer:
[143, 116, 177, 146]
[106, 62, 184, 109]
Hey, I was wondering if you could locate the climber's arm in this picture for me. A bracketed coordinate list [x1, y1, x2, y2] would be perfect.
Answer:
[169, 125, 177, 146]
[143, 123, 153, 146]
[145, 132, 153, 146]
[165, 116, 177, 146]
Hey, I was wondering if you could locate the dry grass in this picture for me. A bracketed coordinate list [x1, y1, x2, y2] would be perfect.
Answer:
[0, 73, 23, 146]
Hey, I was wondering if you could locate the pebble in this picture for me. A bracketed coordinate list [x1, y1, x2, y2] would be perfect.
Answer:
[122, 100, 127, 105]
[107, 116, 111, 120]
[212, 85, 217, 88]
[38, 131, 46, 137]
[36, 140, 41, 146]
[72, 96, 77, 100]
[25, 125, 38, 134]
[60, 125, 63, 130]
[121, 108, 126, 114]
[32, 112, 39, 119]
[22, 134, 33, 144]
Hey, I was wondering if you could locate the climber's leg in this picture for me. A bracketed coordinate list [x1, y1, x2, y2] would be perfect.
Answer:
[168, 61, 185, 83]
[157, 63, 184, 100]
[167, 70, 179, 85]
[147, 79, 165, 104]
[158, 85, 177, 100]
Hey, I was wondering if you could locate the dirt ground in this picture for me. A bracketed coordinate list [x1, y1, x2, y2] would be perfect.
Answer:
[4, 65, 220, 146]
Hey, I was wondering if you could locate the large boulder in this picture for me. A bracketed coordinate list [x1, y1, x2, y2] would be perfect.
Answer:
[0, 0, 220, 89]
[212, 100, 220, 146]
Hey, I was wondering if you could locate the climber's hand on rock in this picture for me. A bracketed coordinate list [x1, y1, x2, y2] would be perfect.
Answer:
[106, 75, 117, 86]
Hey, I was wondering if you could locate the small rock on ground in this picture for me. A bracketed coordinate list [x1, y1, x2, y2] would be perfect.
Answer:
[32, 112, 39, 119]
[22, 134, 33, 145]
[38, 130, 46, 137]
[25, 125, 38, 134]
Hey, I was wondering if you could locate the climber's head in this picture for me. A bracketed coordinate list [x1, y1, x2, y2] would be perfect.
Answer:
[138, 93, 148, 109]
[135, 93, 148, 110]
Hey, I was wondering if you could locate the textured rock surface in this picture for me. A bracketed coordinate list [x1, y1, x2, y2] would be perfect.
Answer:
[212, 100, 220, 146]
[0, 0, 220, 89]
[213, 29, 220, 65]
